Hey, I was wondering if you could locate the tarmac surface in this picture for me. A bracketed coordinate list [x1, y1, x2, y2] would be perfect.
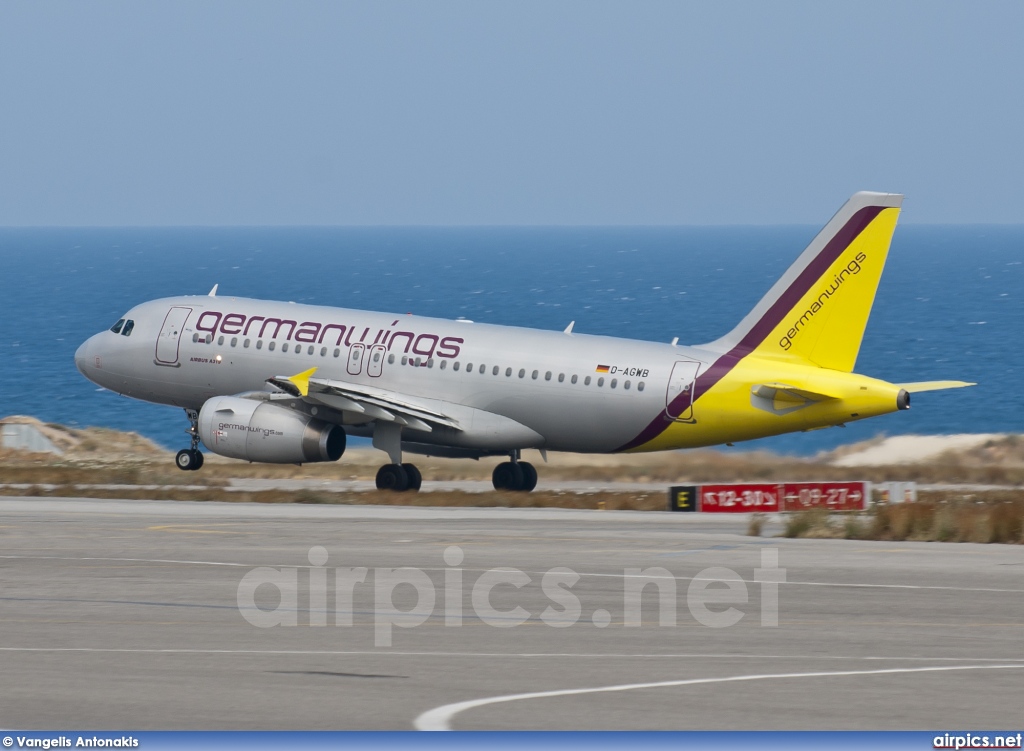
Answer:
[1, 496, 1022, 730]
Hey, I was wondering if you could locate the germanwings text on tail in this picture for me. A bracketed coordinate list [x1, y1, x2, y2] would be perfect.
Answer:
[75, 192, 973, 492]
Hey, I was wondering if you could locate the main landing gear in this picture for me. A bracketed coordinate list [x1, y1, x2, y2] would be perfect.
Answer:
[375, 463, 422, 492]
[492, 451, 537, 492]
[176, 409, 205, 472]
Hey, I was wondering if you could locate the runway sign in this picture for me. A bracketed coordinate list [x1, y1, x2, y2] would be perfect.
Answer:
[668, 482, 870, 512]
[668, 485, 699, 511]
[698, 483, 782, 513]
[780, 481, 870, 512]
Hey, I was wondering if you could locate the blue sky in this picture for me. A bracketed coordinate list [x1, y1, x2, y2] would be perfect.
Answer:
[0, 1, 1021, 225]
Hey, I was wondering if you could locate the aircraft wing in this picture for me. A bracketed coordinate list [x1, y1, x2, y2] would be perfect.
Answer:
[265, 368, 461, 433]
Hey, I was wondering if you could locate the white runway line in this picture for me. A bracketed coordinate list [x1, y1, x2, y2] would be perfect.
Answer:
[2, 647, 1024, 663]
[413, 664, 1024, 731]
[3, 554, 1024, 594]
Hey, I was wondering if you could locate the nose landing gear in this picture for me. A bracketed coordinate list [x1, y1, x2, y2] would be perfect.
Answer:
[176, 409, 205, 471]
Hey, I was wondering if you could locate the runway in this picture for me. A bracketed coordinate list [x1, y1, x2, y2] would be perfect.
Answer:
[1, 497, 1022, 730]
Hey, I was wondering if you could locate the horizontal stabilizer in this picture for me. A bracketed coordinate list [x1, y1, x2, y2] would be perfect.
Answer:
[898, 380, 976, 393]
[752, 382, 838, 403]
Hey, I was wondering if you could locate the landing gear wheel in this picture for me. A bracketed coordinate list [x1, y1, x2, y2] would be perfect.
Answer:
[518, 461, 537, 492]
[492, 461, 525, 491]
[376, 463, 410, 491]
[401, 463, 422, 491]
[176, 448, 201, 471]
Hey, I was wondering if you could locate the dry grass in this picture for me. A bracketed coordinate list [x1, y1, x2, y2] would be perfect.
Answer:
[6, 440, 1024, 488]
[780, 493, 1024, 544]
[747, 513, 766, 537]
[0, 483, 670, 511]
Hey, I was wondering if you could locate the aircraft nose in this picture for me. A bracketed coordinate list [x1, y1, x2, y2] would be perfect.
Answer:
[75, 336, 96, 375]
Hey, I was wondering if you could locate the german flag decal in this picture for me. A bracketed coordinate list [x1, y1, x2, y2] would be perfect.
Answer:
[595, 364, 610, 373]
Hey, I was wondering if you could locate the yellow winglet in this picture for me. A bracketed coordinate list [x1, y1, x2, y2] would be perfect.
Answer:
[897, 380, 975, 393]
[285, 367, 318, 397]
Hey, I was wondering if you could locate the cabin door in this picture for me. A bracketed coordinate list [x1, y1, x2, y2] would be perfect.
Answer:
[665, 360, 701, 422]
[155, 306, 192, 365]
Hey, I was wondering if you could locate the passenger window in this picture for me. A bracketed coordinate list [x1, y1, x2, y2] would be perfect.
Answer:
[454, 362, 461, 371]
[544, 371, 552, 381]
[585, 376, 591, 386]
[231, 337, 237, 347]
[467, 363, 473, 372]
[532, 370, 539, 380]
[427, 359, 434, 368]
[519, 369, 525, 378]
[492, 365, 499, 376]
[610, 379, 617, 389]
[440, 360, 447, 370]
[269, 342, 276, 351]
[624, 380, 631, 390]
[282, 343, 289, 353]
[307, 346, 314, 355]
[638, 381, 645, 392]
[322, 347, 328, 356]
[218, 336, 224, 346]
[598, 377, 605, 387]
[571, 375, 578, 384]
[402, 356, 408, 365]
[110, 319, 125, 334]
[336, 349, 343, 358]
[121, 320, 134, 337]
[479, 364, 486, 374]
[386, 353, 392, 363]
[244, 339, 250, 348]
[192, 333, 199, 343]
[506, 367, 512, 377]
[558, 373, 564, 383]
[257, 340, 263, 350]
[372, 351, 380, 362]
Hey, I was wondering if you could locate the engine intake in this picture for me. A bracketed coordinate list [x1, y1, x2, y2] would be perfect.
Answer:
[198, 396, 346, 464]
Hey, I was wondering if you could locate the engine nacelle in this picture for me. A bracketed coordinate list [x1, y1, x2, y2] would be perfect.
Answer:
[198, 396, 346, 464]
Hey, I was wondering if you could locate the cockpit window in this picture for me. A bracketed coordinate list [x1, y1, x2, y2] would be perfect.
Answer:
[121, 319, 135, 337]
[110, 319, 125, 334]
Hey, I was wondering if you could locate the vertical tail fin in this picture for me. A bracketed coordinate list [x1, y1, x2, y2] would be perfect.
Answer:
[704, 191, 903, 373]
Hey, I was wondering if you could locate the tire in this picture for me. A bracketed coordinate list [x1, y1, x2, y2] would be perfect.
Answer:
[519, 461, 538, 492]
[376, 463, 409, 492]
[492, 461, 524, 491]
[175, 449, 195, 471]
[402, 463, 422, 491]
[192, 451, 204, 471]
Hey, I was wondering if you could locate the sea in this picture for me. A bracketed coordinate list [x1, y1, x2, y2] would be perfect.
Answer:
[0, 225, 1020, 456]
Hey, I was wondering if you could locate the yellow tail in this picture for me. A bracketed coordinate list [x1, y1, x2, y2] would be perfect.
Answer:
[706, 192, 902, 372]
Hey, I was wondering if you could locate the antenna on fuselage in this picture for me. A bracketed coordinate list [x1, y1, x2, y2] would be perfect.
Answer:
[208, 284, 219, 297]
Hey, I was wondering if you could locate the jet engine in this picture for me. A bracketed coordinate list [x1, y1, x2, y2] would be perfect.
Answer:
[197, 396, 346, 464]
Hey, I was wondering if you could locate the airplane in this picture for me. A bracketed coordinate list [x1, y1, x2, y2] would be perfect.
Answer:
[75, 192, 972, 492]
